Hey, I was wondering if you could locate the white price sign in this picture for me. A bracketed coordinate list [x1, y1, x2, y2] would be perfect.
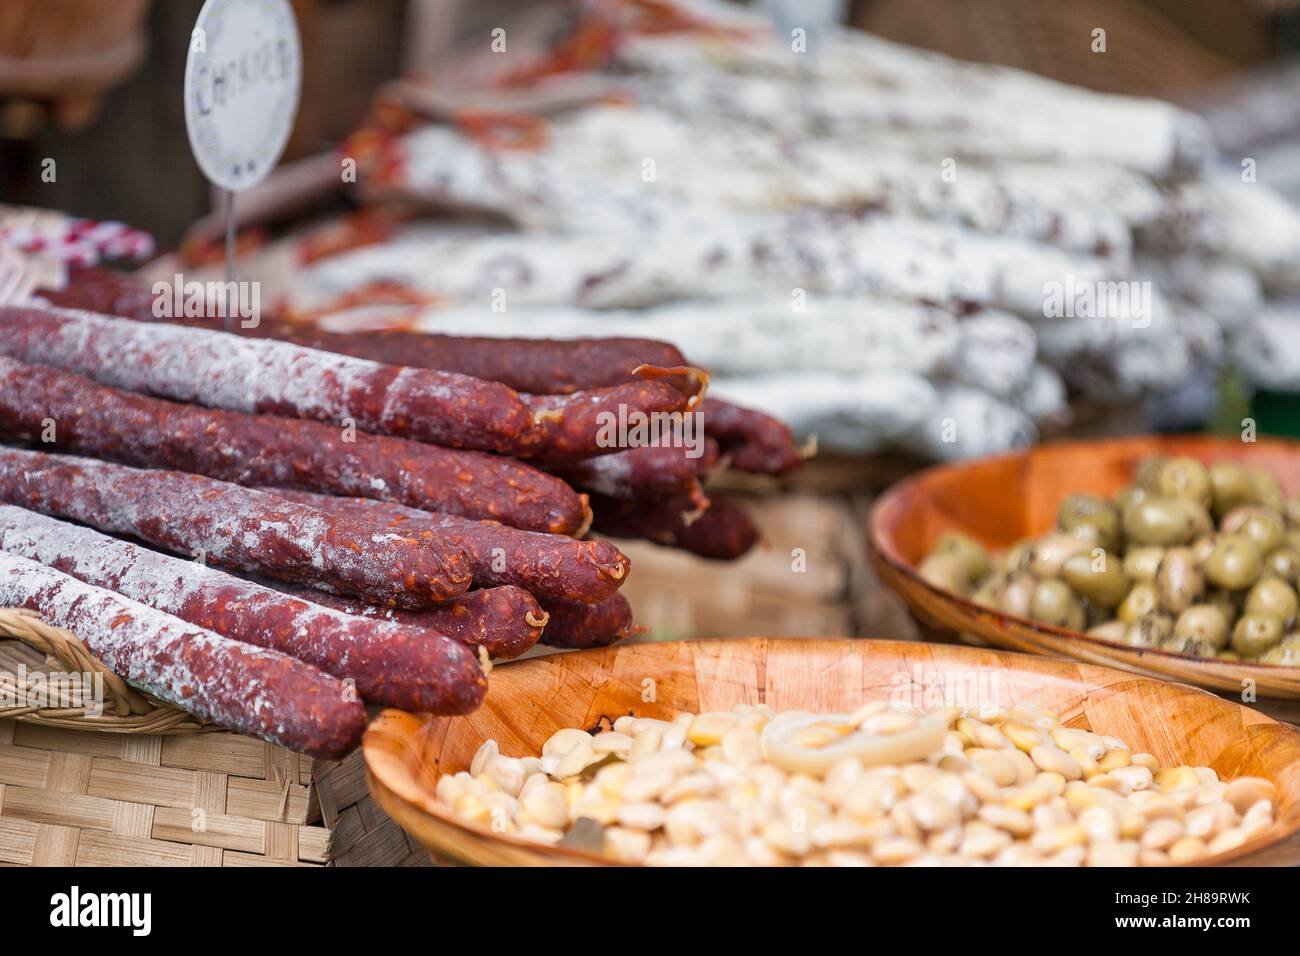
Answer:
[184, 0, 302, 192]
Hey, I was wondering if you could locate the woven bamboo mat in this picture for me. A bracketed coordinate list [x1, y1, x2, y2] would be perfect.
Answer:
[0, 617, 428, 866]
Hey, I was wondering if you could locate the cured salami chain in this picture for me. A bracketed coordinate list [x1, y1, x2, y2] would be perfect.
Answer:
[243, 318, 691, 396]
[0, 356, 587, 534]
[551, 442, 716, 503]
[589, 493, 760, 561]
[258, 581, 547, 660]
[0, 448, 471, 608]
[0, 305, 540, 456]
[266, 488, 631, 603]
[701, 398, 804, 475]
[538, 593, 635, 649]
[0, 506, 486, 712]
[0, 551, 365, 758]
[525, 380, 694, 463]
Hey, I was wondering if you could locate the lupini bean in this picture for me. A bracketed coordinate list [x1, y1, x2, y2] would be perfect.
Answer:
[433, 701, 1275, 868]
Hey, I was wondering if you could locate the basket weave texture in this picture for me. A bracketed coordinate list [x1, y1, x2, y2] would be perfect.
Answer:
[0, 609, 427, 866]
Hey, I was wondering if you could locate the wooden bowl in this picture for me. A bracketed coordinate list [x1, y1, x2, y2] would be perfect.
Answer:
[363, 637, 1300, 866]
[868, 435, 1300, 702]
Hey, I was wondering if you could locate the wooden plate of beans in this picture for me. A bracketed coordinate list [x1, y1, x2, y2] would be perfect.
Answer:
[869, 435, 1300, 705]
[363, 638, 1300, 866]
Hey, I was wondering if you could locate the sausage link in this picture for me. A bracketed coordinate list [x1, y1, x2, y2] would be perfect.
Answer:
[0, 506, 486, 712]
[257, 321, 693, 395]
[538, 593, 635, 649]
[265, 488, 630, 603]
[550, 442, 717, 504]
[589, 493, 760, 560]
[254, 581, 547, 660]
[0, 306, 541, 456]
[0, 447, 471, 607]
[702, 398, 805, 475]
[0, 551, 366, 758]
[0, 356, 587, 534]
[44, 267, 693, 395]
[527, 380, 694, 463]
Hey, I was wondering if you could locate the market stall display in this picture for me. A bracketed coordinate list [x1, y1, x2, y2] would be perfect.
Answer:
[869, 436, 1300, 704]
[363, 638, 1300, 867]
[203, 0, 1300, 461]
[916, 455, 1300, 665]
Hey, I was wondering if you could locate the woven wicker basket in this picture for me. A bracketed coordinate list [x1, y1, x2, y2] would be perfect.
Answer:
[0, 609, 426, 867]
[0, 0, 153, 135]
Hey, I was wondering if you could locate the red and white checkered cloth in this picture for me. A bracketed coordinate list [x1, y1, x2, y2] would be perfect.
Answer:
[0, 215, 154, 267]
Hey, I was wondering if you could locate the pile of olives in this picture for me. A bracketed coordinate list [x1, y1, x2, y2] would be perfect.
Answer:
[918, 455, 1300, 666]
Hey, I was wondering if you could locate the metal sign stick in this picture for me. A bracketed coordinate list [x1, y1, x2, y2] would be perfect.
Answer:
[224, 188, 236, 331]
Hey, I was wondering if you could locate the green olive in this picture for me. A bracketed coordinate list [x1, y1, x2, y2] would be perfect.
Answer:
[1114, 485, 1148, 519]
[1124, 613, 1173, 648]
[1117, 582, 1159, 624]
[1221, 506, 1286, 555]
[1284, 496, 1300, 529]
[1204, 535, 1264, 591]
[997, 541, 1033, 574]
[1230, 614, 1283, 657]
[1218, 650, 1242, 662]
[1244, 577, 1299, 624]
[1160, 635, 1218, 659]
[1260, 642, 1300, 666]
[1123, 546, 1165, 583]
[1061, 550, 1131, 607]
[971, 579, 1000, 609]
[1122, 496, 1209, 547]
[1087, 620, 1127, 643]
[1058, 494, 1121, 552]
[997, 573, 1036, 618]
[1173, 604, 1230, 650]
[1191, 535, 1217, 565]
[1157, 457, 1212, 508]
[1030, 579, 1085, 631]
[1249, 469, 1285, 511]
[1209, 461, 1255, 518]
[1154, 547, 1205, 614]
[919, 553, 972, 595]
[1028, 533, 1090, 578]
[931, 532, 991, 581]
[1265, 546, 1300, 585]
[1135, 457, 1169, 492]
[1204, 588, 1240, 624]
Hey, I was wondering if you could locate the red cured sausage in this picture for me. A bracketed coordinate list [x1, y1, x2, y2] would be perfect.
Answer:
[538, 593, 635, 649]
[551, 440, 718, 504]
[44, 264, 156, 321]
[0, 447, 472, 608]
[265, 488, 630, 603]
[701, 398, 804, 475]
[46, 267, 696, 396]
[0, 356, 587, 534]
[255, 581, 547, 660]
[589, 493, 760, 560]
[0, 305, 541, 456]
[0, 551, 366, 758]
[0, 505, 487, 713]
[253, 321, 693, 396]
[527, 380, 695, 463]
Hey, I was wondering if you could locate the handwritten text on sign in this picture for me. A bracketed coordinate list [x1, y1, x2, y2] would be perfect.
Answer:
[184, 0, 302, 192]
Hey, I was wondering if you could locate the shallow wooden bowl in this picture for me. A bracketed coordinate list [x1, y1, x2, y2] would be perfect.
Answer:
[869, 435, 1300, 702]
[363, 637, 1300, 866]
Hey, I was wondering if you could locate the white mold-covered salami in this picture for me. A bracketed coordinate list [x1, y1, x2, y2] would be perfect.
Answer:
[0, 550, 366, 757]
[0, 305, 540, 456]
[0, 506, 488, 712]
[0, 447, 472, 608]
